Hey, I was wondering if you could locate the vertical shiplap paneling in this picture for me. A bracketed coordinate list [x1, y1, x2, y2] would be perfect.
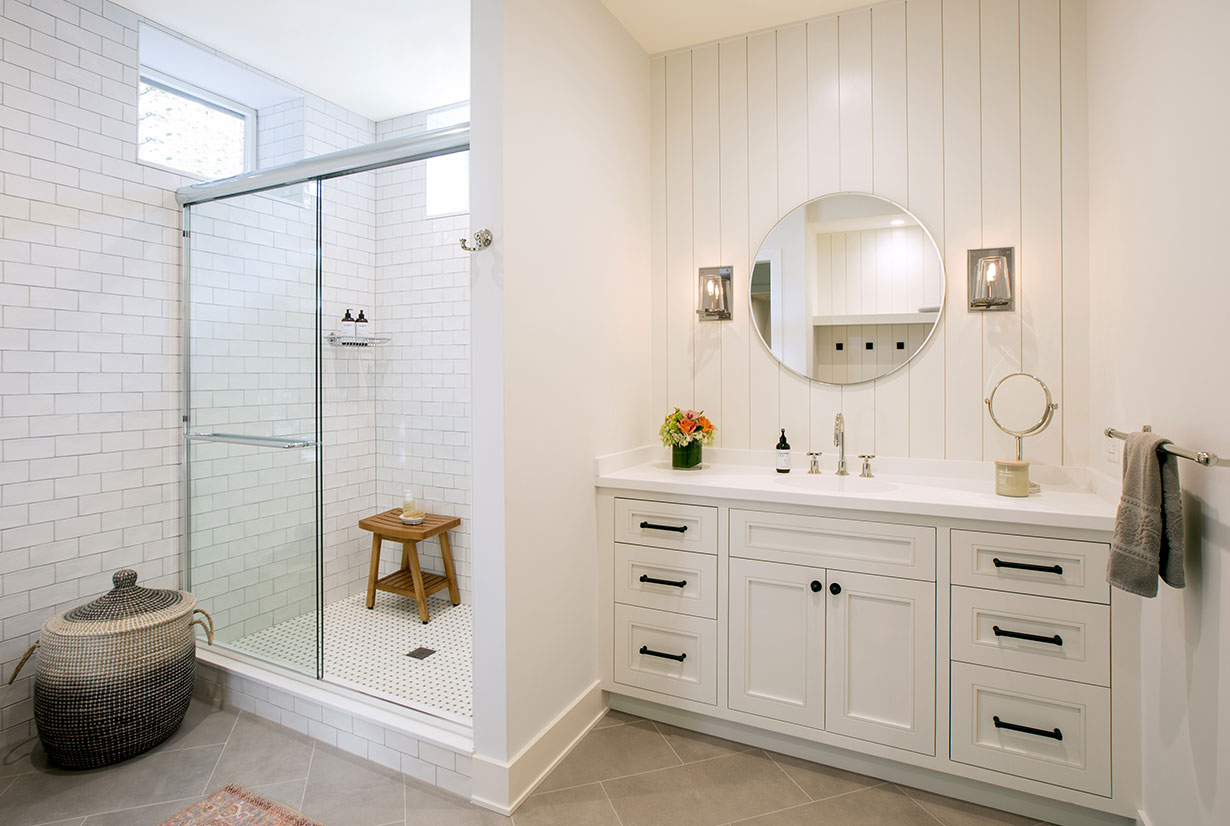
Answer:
[838, 9, 874, 192]
[806, 15, 842, 456]
[776, 24, 813, 447]
[807, 17, 841, 199]
[1060, 0, 1091, 467]
[838, 8, 875, 453]
[654, 0, 1083, 463]
[942, 0, 985, 460]
[871, 1, 911, 458]
[650, 56, 668, 419]
[719, 39, 751, 449]
[1020, 0, 1063, 466]
[748, 32, 781, 445]
[906, 0, 947, 458]
[979, 0, 1023, 461]
[692, 45, 723, 427]
[665, 51, 694, 410]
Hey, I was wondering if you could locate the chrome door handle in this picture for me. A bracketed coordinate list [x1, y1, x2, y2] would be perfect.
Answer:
[186, 432, 316, 449]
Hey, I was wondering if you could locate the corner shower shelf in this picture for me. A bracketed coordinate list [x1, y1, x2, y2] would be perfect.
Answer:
[324, 333, 392, 347]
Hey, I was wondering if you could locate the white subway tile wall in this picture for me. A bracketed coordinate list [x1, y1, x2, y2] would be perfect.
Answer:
[0, 0, 472, 776]
[372, 111, 472, 601]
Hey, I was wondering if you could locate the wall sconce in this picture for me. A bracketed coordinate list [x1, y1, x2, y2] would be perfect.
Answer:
[697, 266, 733, 321]
[967, 247, 1015, 311]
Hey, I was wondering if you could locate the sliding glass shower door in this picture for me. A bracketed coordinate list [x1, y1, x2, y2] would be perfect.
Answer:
[183, 182, 322, 677]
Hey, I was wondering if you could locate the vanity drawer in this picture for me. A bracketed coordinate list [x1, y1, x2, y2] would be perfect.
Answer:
[615, 543, 717, 619]
[951, 662, 1110, 796]
[951, 587, 1110, 686]
[615, 498, 718, 555]
[614, 604, 716, 704]
[951, 531, 1109, 603]
[730, 509, 935, 581]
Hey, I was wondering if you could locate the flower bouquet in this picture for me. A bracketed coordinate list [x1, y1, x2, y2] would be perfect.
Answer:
[659, 408, 716, 469]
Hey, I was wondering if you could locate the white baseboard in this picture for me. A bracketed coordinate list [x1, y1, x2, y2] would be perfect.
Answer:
[1135, 809, 1153, 826]
[471, 680, 606, 815]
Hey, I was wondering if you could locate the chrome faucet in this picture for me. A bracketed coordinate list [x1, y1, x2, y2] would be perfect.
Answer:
[834, 413, 848, 476]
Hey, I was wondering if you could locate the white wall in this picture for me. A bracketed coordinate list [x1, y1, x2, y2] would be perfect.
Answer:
[656, 0, 1090, 466]
[1086, 1, 1230, 824]
[469, 0, 653, 802]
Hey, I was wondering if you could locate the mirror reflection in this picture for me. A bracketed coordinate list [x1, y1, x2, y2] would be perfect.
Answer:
[750, 193, 945, 384]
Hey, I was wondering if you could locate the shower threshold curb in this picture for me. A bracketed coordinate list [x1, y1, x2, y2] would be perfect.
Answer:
[196, 645, 474, 753]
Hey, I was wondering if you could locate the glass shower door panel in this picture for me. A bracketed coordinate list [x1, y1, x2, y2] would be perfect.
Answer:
[186, 184, 321, 677]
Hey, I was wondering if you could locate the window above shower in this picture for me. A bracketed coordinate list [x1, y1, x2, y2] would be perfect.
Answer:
[138, 71, 255, 179]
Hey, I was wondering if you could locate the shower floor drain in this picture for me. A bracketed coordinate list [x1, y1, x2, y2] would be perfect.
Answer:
[407, 647, 435, 660]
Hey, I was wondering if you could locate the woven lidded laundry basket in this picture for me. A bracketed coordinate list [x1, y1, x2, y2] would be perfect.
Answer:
[7, 569, 214, 769]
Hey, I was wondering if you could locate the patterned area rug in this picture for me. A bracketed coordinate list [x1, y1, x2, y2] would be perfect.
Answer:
[158, 784, 326, 826]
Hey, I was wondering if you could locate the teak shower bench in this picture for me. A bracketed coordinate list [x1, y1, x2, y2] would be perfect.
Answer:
[359, 509, 461, 623]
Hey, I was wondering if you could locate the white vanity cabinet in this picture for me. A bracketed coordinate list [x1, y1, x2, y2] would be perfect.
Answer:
[727, 558, 936, 755]
[597, 483, 1135, 825]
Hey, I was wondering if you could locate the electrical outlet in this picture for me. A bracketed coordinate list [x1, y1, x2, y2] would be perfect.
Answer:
[1104, 436, 1123, 465]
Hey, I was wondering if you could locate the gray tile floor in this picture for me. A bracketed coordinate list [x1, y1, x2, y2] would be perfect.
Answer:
[519, 710, 1054, 826]
[0, 702, 1050, 826]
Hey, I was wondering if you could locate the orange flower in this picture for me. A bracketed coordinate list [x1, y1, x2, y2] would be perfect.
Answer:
[698, 416, 713, 432]
[679, 418, 697, 435]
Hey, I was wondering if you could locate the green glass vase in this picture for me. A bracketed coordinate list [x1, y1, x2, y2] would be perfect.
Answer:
[672, 441, 702, 469]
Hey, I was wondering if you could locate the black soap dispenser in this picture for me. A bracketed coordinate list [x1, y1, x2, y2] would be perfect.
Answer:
[776, 429, 791, 474]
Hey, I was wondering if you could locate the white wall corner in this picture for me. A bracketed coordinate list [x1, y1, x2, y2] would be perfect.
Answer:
[470, 681, 606, 815]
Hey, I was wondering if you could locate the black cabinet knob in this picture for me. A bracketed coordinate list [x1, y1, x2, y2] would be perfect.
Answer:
[810, 580, 822, 592]
[829, 582, 842, 595]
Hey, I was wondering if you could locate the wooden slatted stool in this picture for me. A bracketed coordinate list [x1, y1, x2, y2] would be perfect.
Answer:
[359, 509, 461, 623]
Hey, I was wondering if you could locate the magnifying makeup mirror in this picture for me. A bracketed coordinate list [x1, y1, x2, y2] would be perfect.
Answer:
[985, 372, 1058, 495]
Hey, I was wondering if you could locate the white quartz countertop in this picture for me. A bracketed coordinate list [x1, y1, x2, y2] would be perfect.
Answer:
[595, 448, 1118, 533]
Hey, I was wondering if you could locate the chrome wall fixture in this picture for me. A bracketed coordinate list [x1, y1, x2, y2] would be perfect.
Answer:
[697, 266, 733, 321]
[1105, 426, 1225, 467]
[968, 247, 1015, 311]
[459, 228, 493, 252]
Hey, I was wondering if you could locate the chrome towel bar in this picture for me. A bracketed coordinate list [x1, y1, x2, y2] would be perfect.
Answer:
[1104, 426, 1224, 467]
[186, 432, 316, 450]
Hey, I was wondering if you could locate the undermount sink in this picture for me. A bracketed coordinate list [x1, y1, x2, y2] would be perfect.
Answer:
[776, 473, 898, 494]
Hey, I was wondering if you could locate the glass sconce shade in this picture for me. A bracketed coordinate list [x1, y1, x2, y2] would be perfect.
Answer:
[974, 256, 1011, 306]
[967, 248, 1015, 311]
[697, 265, 733, 320]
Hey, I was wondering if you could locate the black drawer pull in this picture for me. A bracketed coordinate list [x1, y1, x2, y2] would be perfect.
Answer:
[640, 521, 688, 534]
[639, 645, 686, 662]
[640, 574, 687, 588]
[992, 558, 1063, 576]
[993, 625, 1063, 646]
[993, 716, 1063, 741]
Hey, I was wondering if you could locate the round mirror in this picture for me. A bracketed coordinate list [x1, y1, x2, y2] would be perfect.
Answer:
[750, 192, 945, 384]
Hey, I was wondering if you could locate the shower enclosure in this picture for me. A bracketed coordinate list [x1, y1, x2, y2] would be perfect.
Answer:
[178, 125, 473, 721]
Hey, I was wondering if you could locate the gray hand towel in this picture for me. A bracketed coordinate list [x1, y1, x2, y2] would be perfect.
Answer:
[1107, 432, 1185, 597]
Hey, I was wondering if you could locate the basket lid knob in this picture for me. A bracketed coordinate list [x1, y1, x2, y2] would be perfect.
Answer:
[113, 569, 138, 589]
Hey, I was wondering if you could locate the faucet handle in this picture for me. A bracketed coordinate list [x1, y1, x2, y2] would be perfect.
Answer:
[858, 454, 875, 478]
[807, 451, 822, 474]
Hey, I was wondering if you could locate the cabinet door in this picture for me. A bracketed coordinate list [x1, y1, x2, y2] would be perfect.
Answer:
[825, 571, 935, 754]
[728, 558, 825, 729]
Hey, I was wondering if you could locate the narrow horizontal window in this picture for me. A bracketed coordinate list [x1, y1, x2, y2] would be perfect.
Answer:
[138, 73, 255, 180]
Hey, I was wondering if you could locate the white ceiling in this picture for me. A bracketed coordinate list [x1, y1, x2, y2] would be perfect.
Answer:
[115, 0, 469, 122]
[599, 0, 871, 54]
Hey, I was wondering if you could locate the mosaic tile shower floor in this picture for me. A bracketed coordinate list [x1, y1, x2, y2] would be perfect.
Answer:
[230, 592, 473, 719]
